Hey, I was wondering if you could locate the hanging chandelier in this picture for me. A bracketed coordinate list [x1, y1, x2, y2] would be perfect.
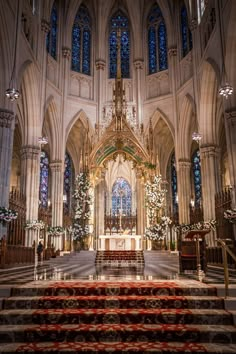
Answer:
[5, 0, 20, 101]
[192, 132, 202, 143]
[219, 83, 233, 99]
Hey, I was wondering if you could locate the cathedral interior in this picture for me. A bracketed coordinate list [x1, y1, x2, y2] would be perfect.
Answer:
[0, 1, 236, 352]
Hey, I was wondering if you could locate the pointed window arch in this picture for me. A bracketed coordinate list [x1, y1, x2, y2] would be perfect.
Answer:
[46, 1, 58, 59]
[192, 149, 202, 207]
[72, 4, 91, 75]
[109, 11, 130, 78]
[147, 4, 168, 74]
[39, 151, 49, 207]
[171, 153, 178, 213]
[180, 4, 192, 57]
[112, 178, 132, 215]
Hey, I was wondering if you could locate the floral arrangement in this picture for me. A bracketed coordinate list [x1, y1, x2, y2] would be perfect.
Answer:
[145, 175, 166, 224]
[145, 216, 172, 241]
[0, 207, 18, 223]
[47, 226, 64, 235]
[174, 220, 217, 233]
[72, 172, 92, 240]
[25, 220, 45, 230]
[224, 209, 236, 224]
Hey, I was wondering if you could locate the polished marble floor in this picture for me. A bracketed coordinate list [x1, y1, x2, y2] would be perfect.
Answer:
[0, 251, 235, 288]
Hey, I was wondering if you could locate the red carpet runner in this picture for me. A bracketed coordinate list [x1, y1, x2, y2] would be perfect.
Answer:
[0, 280, 236, 353]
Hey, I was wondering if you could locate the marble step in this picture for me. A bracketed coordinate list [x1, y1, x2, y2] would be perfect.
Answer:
[1, 341, 236, 353]
[0, 323, 236, 343]
[0, 308, 232, 325]
[2, 295, 225, 310]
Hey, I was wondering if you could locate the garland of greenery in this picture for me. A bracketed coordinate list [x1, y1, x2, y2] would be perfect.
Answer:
[25, 220, 45, 230]
[0, 206, 18, 223]
[72, 172, 92, 240]
[224, 209, 236, 224]
[47, 226, 65, 235]
[174, 220, 217, 234]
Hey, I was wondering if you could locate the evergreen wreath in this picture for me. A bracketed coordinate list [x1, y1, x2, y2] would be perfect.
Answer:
[72, 172, 92, 240]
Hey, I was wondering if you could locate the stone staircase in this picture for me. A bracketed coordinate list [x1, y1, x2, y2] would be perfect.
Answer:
[95, 250, 145, 266]
[0, 280, 236, 353]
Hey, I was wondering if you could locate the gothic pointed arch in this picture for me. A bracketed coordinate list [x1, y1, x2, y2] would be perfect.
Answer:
[178, 94, 196, 158]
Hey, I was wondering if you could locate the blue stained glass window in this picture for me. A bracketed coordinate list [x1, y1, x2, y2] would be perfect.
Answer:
[192, 150, 202, 207]
[147, 5, 168, 74]
[109, 11, 130, 78]
[148, 26, 157, 74]
[64, 152, 72, 210]
[72, 5, 91, 75]
[181, 5, 192, 57]
[46, 1, 58, 60]
[112, 178, 132, 216]
[171, 153, 178, 213]
[39, 151, 49, 208]
[158, 21, 168, 70]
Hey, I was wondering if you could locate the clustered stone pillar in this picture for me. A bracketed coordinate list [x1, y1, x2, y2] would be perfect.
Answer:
[134, 60, 144, 126]
[225, 111, 236, 207]
[200, 145, 221, 246]
[50, 160, 63, 250]
[0, 109, 15, 239]
[95, 60, 105, 137]
[136, 175, 145, 250]
[177, 159, 192, 225]
[20, 145, 40, 246]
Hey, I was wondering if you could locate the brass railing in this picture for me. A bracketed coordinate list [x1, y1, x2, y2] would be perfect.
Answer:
[217, 238, 236, 298]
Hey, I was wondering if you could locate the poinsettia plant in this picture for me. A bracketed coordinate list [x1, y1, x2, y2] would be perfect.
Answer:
[0, 207, 18, 223]
[72, 172, 92, 240]
[145, 175, 166, 224]
[145, 216, 172, 240]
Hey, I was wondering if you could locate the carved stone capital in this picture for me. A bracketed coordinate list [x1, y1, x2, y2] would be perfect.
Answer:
[178, 159, 191, 169]
[41, 19, 50, 33]
[134, 60, 144, 70]
[20, 145, 40, 160]
[200, 144, 221, 158]
[95, 60, 106, 70]
[62, 47, 71, 59]
[0, 109, 14, 128]
[168, 47, 177, 57]
[225, 110, 236, 128]
[50, 160, 63, 172]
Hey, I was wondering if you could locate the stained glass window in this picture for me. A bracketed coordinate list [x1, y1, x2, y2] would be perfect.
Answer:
[112, 178, 132, 215]
[181, 4, 192, 57]
[147, 4, 168, 75]
[72, 4, 91, 75]
[46, 1, 58, 60]
[171, 153, 178, 213]
[39, 151, 49, 208]
[64, 152, 72, 210]
[109, 11, 130, 78]
[192, 150, 202, 207]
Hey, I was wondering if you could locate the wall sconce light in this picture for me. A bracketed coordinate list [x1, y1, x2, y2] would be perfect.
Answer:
[192, 132, 202, 143]
[63, 194, 67, 203]
[38, 136, 48, 145]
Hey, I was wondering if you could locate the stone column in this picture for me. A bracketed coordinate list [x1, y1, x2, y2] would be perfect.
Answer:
[177, 159, 192, 224]
[20, 145, 40, 246]
[0, 109, 15, 239]
[136, 176, 145, 249]
[95, 60, 106, 137]
[200, 145, 221, 246]
[134, 60, 144, 126]
[50, 160, 63, 250]
[225, 111, 236, 207]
